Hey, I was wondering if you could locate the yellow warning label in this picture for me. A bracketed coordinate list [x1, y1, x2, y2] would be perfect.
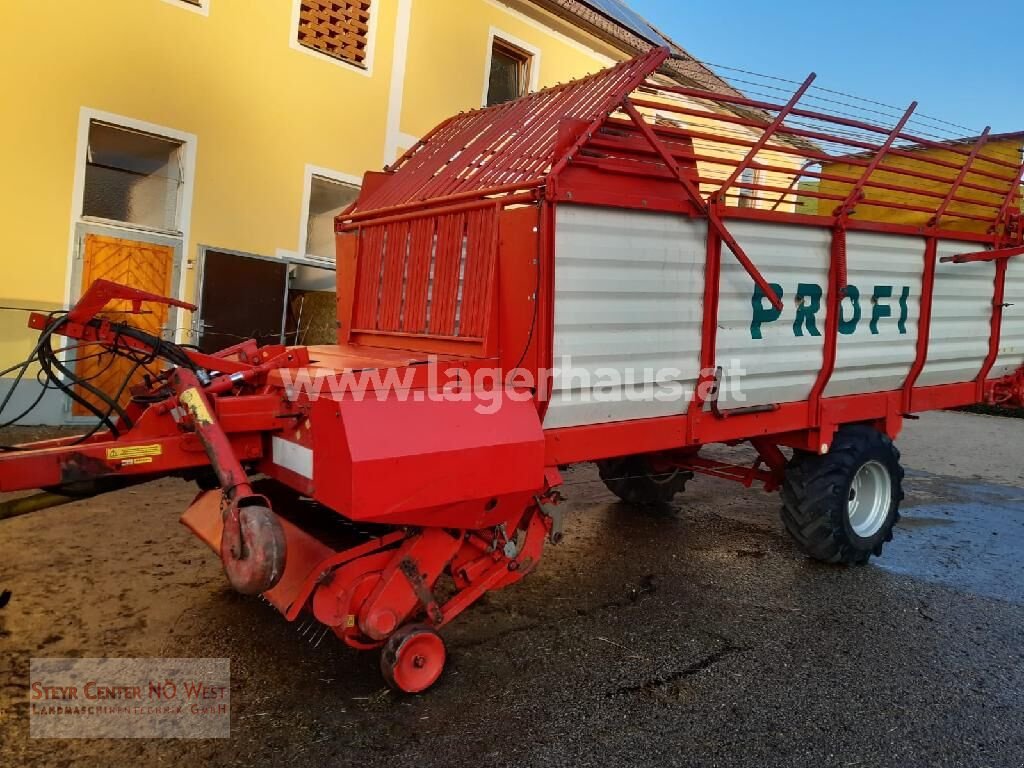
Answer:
[179, 388, 214, 426]
[107, 444, 163, 461]
[345, 615, 356, 629]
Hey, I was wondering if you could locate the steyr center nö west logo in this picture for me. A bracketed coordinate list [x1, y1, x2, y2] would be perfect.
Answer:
[750, 283, 912, 340]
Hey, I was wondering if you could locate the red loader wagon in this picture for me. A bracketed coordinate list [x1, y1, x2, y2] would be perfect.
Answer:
[2, 48, 1023, 692]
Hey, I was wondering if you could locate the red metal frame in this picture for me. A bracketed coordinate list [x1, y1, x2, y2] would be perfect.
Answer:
[620, 98, 784, 310]
[941, 244, 1024, 264]
[1, 50, 1022, 691]
[901, 238, 939, 412]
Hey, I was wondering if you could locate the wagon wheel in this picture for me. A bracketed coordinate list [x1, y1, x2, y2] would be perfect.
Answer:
[596, 455, 692, 508]
[380, 624, 447, 694]
[780, 425, 905, 565]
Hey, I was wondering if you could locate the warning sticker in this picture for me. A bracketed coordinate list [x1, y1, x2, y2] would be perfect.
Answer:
[179, 388, 214, 427]
[107, 444, 163, 461]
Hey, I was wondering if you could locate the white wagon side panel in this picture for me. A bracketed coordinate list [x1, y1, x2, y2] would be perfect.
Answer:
[917, 240, 997, 388]
[992, 256, 1024, 379]
[716, 221, 830, 410]
[825, 232, 924, 398]
[544, 205, 706, 429]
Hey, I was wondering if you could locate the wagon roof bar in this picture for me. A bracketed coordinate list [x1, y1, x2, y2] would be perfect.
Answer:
[342, 49, 1024, 243]
[344, 47, 672, 223]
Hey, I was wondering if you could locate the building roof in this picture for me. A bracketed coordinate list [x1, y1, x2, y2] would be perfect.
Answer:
[526, 0, 821, 151]
[943, 131, 1024, 145]
[578, 0, 669, 46]
[528, 0, 741, 96]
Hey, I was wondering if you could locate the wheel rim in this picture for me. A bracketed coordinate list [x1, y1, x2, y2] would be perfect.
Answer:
[390, 631, 445, 693]
[847, 460, 892, 538]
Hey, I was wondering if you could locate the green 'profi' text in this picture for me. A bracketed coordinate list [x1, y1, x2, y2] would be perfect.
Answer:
[751, 283, 911, 340]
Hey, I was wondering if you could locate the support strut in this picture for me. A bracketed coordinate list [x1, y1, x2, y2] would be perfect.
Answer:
[170, 368, 286, 594]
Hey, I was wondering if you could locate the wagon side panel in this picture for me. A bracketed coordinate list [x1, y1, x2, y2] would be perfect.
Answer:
[825, 232, 924, 398]
[991, 256, 1024, 379]
[715, 220, 830, 410]
[917, 240, 998, 388]
[543, 205, 706, 429]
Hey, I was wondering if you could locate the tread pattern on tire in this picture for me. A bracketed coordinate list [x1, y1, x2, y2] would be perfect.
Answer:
[597, 455, 692, 506]
[780, 425, 905, 565]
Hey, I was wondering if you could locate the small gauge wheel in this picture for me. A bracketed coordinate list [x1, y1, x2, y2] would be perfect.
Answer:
[380, 624, 447, 694]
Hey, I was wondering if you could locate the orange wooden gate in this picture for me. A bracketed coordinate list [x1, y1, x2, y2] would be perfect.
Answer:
[73, 234, 175, 417]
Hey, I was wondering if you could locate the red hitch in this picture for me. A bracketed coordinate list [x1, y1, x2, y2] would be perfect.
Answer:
[170, 368, 287, 595]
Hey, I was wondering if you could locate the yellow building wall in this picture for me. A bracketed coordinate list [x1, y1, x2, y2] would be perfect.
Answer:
[0, 0, 398, 370]
[818, 137, 1023, 233]
[402, 5, 804, 208]
[621, 89, 802, 212]
[401, 0, 617, 138]
[0, 0, 813, 425]
[0, 0, 634, 422]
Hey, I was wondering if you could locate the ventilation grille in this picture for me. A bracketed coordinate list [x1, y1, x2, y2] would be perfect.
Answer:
[298, 0, 371, 68]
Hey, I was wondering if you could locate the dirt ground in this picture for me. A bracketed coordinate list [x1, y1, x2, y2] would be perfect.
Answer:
[1, 411, 1023, 767]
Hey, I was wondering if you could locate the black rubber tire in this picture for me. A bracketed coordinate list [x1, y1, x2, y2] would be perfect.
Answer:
[596, 455, 692, 506]
[780, 424, 904, 565]
[43, 477, 125, 499]
[193, 469, 221, 492]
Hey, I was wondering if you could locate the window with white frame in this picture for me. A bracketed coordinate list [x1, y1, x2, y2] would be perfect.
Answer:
[82, 121, 185, 232]
[305, 176, 360, 260]
[487, 38, 533, 107]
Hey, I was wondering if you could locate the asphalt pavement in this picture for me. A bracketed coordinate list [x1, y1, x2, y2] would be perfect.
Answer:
[1, 410, 1022, 767]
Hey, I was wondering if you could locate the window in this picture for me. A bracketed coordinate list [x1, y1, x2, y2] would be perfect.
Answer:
[305, 176, 360, 260]
[486, 39, 532, 107]
[737, 167, 758, 209]
[82, 122, 184, 232]
[297, 0, 371, 68]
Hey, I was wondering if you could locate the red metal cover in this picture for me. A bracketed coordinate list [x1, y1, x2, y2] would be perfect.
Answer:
[309, 392, 546, 525]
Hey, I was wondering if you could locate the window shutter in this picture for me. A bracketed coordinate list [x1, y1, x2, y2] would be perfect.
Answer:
[298, 1, 372, 68]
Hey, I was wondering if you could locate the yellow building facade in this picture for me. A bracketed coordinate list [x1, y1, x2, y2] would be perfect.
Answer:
[816, 134, 1024, 231]
[0, 0, 799, 424]
[0, 0, 640, 423]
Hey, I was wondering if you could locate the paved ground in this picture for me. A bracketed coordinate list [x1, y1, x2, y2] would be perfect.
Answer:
[1, 410, 1023, 767]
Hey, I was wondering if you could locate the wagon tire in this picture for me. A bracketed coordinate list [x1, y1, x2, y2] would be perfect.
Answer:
[194, 469, 221, 492]
[43, 478, 121, 498]
[380, 624, 447, 694]
[780, 425, 904, 565]
[597, 455, 693, 508]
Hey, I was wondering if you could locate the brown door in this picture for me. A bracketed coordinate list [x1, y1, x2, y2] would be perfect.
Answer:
[197, 251, 287, 353]
[73, 233, 175, 417]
